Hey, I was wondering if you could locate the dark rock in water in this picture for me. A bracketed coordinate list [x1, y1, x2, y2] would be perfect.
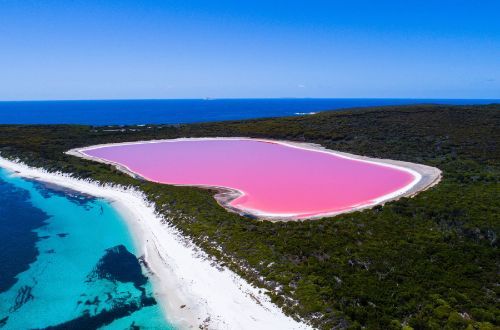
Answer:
[140, 296, 156, 306]
[56, 233, 68, 238]
[0, 316, 8, 328]
[88, 245, 148, 289]
[0, 179, 49, 293]
[84, 296, 101, 306]
[41, 297, 156, 330]
[45, 249, 55, 254]
[10, 285, 34, 312]
[30, 180, 95, 208]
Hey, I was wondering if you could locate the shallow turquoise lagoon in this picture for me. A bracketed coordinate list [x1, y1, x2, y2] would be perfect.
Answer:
[0, 168, 174, 329]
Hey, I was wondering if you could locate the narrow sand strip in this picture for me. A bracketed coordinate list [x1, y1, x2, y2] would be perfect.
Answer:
[68, 137, 442, 221]
[0, 157, 311, 330]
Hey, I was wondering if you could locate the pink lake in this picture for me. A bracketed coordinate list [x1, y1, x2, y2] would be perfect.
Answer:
[81, 139, 417, 219]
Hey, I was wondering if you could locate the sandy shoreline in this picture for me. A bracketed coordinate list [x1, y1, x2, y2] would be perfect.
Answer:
[0, 157, 311, 330]
[68, 137, 442, 221]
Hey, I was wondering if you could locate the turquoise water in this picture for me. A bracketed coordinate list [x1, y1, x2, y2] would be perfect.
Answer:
[0, 168, 174, 329]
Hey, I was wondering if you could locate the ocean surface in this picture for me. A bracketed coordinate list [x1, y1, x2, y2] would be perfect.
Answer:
[0, 98, 498, 125]
[0, 168, 174, 329]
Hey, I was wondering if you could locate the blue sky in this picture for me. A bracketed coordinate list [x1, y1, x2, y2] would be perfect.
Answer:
[0, 0, 499, 100]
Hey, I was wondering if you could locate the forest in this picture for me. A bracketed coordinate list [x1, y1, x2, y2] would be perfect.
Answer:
[0, 104, 499, 329]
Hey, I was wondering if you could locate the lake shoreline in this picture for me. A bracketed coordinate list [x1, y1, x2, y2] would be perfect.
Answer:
[0, 156, 310, 330]
[68, 137, 442, 221]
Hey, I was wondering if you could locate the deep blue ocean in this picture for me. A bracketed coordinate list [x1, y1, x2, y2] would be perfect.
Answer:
[0, 168, 174, 329]
[0, 98, 498, 328]
[0, 98, 498, 125]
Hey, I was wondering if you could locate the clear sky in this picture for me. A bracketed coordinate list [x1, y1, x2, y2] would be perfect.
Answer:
[0, 0, 499, 100]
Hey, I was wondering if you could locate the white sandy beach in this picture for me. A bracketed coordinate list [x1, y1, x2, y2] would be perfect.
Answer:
[0, 139, 441, 329]
[0, 157, 311, 330]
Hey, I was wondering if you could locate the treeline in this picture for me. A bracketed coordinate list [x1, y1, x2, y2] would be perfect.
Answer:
[0, 104, 499, 329]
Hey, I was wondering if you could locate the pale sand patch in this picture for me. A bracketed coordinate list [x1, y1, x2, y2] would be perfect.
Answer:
[68, 137, 442, 221]
[0, 157, 311, 330]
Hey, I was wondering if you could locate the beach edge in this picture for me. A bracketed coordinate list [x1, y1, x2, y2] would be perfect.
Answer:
[0, 156, 311, 330]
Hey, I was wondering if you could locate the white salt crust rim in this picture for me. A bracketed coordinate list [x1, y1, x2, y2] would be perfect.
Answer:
[70, 137, 440, 221]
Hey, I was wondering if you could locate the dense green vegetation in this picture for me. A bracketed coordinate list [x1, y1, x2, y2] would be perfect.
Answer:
[1, 104, 499, 329]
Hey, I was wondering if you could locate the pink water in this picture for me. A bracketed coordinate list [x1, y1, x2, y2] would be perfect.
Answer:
[82, 139, 416, 218]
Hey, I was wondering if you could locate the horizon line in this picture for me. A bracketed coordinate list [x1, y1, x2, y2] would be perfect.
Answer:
[1, 97, 499, 103]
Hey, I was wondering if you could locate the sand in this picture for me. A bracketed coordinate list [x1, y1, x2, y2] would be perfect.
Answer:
[0, 156, 311, 330]
[0, 138, 440, 329]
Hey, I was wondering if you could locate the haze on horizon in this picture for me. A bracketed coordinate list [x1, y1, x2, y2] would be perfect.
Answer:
[0, 0, 499, 101]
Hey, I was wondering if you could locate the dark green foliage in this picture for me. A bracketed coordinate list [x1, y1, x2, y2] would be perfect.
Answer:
[0, 104, 499, 329]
